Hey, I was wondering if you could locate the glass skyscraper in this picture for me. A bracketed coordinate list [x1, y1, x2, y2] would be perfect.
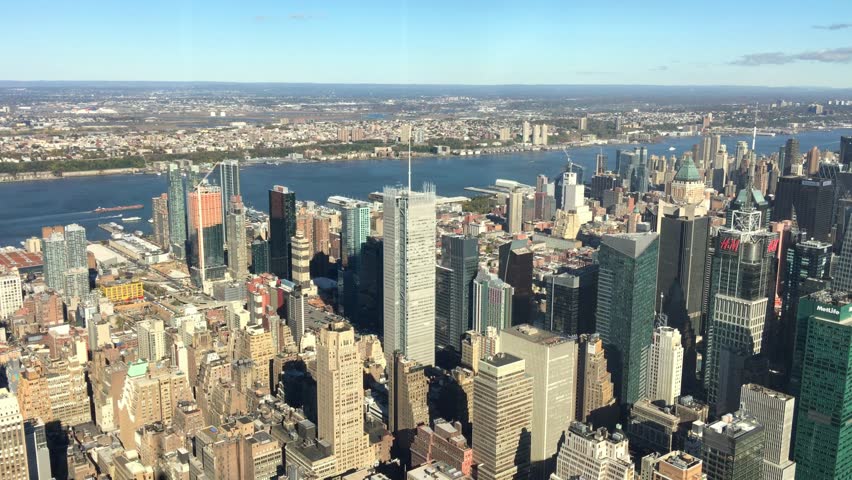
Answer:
[219, 159, 240, 244]
[268, 185, 296, 280]
[596, 232, 659, 406]
[435, 235, 478, 351]
[167, 163, 187, 258]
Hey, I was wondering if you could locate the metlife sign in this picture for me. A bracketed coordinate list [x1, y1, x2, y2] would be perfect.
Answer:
[814, 302, 852, 321]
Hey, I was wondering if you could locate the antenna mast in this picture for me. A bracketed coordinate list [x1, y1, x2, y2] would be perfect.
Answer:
[407, 125, 412, 195]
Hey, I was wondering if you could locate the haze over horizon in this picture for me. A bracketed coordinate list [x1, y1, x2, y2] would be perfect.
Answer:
[3, 0, 851, 87]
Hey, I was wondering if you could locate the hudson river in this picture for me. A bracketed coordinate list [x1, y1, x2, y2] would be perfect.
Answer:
[1, 129, 849, 246]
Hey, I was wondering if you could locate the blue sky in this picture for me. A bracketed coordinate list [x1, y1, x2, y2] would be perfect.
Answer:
[3, 0, 851, 86]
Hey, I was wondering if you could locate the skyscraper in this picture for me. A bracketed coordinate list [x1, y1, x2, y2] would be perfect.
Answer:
[473, 353, 533, 480]
[387, 352, 429, 449]
[545, 265, 598, 336]
[188, 185, 226, 285]
[646, 326, 683, 405]
[657, 212, 710, 391]
[250, 239, 270, 275]
[0, 269, 22, 320]
[269, 185, 296, 280]
[551, 422, 633, 480]
[383, 184, 437, 367]
[841, 135, 852, 167]
[772, 176, 835, 243]
[500, 325, 577, 479]
[64, 223, 87, 269]
[341, 201, 370, 270]
[596, 232, 659, 405]
[784, 138, 800, 174]
[435, 235, 478, 351]
[498, 239, 533, 326]
[472, 269, 514, 333]
[42, 232, 66, 292]
[225, 195, 248, 279]
[291, 231, 312, 289]
[167, 163, 188, 258]
[23, 419, 50, 480]
[219, 160, 240, 243]
[576, 334, 616, 424]
[704, 200, 778, 415]
[793, 292, 852, 479]
[152, 193, 170, 250]
[316, 321, 374, 475]
[700, 413, 765, 480]
[507, 189, 524, 234]
[739, 384, 796, 480]
[0, 388, 28, 480]
[136, 319, 166, 362]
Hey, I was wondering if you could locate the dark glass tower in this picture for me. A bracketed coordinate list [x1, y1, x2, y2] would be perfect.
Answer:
[435, 235, 479, 351]
[772, 176, 835, 243]
[498, 239, 533, 326]
[596, 232, 659, 406]
[219, 160, 241, 243]
[250, 239, 270, 274]
[657, 213, 710, 392]
[841, 135, 852, 168]
[167, 163, 187, 259]
[545, 264, 598, 336]
[269, 185, 296, 280]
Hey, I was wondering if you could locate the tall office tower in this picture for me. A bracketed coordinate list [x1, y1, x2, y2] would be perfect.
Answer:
[536, 174, 549, 193]
[561, 171, 583, 211]
[576, 334, 616, 423]
[806, 146, 821, 176]
[383, 184, 437, 367]
[63, 267, 89, 300]
[551, 422, 633, 480]
[219, 160, 240, 243]
[772, 176, 835, 243]
[473, 269, 514, 333]
[23, 419, 50, 480]
[291, 231, 312, 288]
[793, 293, 852, 478]
[669, 156, 706, 206]
[596, 232, 659, 405]
[136, 319, 166, 362]
[545, 265, 598, 335]
[596, 152, 607, 175]
[709, 134, 722, 165]
[498, 239, 533, 326]
[116, 362, 192, 450]
[387, 352, 429, 449]
[704, 197, 778, 415]
[251, 239, 270, 274]
[641, 451, 702, 480]
[341, 201, 370, 269]
[234, 324, 273, 390]
[501, 325, 577, 479]
[735, 141, 749, 170]
[188, 185, 226, 284]
[269, 185, 296, 280]
[225, 195, 248, 279]
[167, 163, 188, 258]
[783, 238, 831, 388]
[657, 212, 710, 392]
[286, 284, 308, 347]
[152, 193, 170, 250]
[0, 389, 28, 480]
[316, 321, 373, 475]
[435, 235, 478, 351]
[841, 135, 852, 167]
[507, 189, 524, 234]
[532, 124, 542, 146]
[473, 353, 533, 480]
[0, 269, 22, 320]
[699, 135, 712, 169]
[739, 384, 796, 480]
[701, 413, 765, 480]
[646, 326, 684, 405]
[522, 121, 531, 144]
[42, 232, 66, 291]
[784, 138, 800, 174]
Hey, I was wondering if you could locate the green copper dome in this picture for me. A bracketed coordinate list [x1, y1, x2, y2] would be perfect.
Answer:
[674, 156, 701, 182]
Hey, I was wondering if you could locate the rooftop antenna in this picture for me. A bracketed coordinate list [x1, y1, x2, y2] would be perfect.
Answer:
[744, 104, 759, 212]
[408, 125, 412, 194]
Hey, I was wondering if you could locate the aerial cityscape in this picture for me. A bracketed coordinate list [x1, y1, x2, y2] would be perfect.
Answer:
[2, 2, 852, 480]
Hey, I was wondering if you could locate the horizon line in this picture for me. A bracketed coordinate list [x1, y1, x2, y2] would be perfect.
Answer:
[1, 80, 851, 90]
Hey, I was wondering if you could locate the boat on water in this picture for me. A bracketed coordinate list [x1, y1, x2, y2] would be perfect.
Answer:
[668, 146, 676, 151]
[93, 204, 144, 214]
[147, 218, 154, 224]
[122, 216, 142, 223]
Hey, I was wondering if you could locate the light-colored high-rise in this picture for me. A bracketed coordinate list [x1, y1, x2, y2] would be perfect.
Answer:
[316, 321, 373, 475]
[219, 159, 241, 244]
[473, 353, 533, 480]
[383, 185, 436, 366]
[507, 189, 524, 234]
[739, 384, 796, 480]
[0, 388, 28, 480]
[290, 231, 312, 288]
[500, 325, 577, 478]
[42, 232, 67, 291]
[552, 422, 633, 480]
[225, 195, 248, 279]
[137, 319, 166, 362]
[64, 224, 88, 269]
[0, 269, 22, 320]
[646, 326, 683, 404]
[576, 334, 616, 423]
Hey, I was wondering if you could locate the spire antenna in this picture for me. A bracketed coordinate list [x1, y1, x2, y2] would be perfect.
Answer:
[408, 125, 412, 194]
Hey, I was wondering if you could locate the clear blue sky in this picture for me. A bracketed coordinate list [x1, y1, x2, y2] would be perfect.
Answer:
[3, 0, 851, 86]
